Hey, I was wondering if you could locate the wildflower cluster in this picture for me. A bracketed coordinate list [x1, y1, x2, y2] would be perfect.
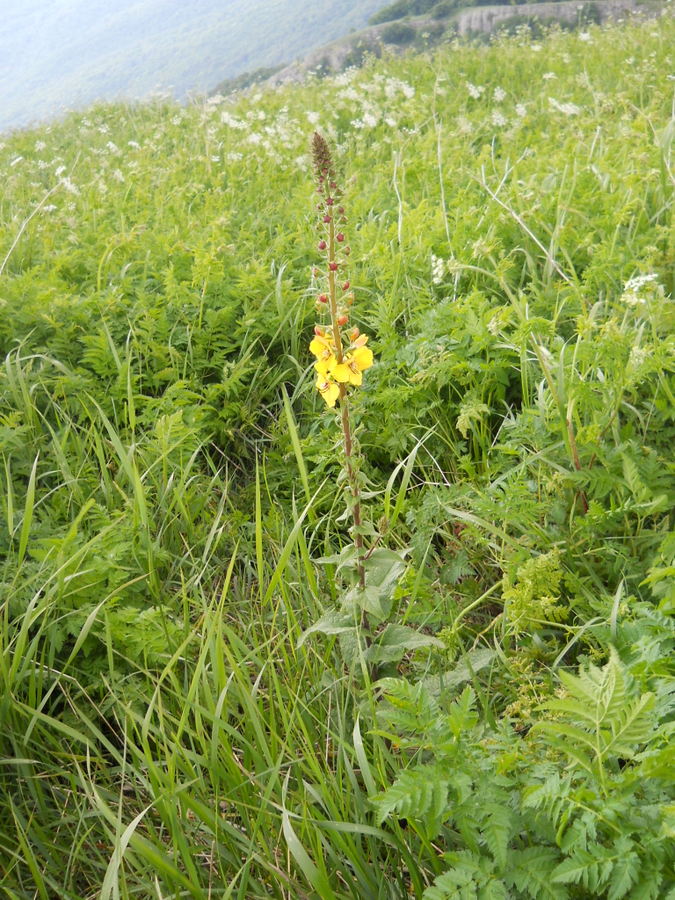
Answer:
[310, 131, 373, 408]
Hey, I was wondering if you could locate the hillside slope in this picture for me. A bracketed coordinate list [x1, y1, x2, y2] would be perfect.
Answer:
[0, 0, 392, 132]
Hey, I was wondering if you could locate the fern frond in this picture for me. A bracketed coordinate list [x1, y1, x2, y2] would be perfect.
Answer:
[552, 843, 616, 893]
[481, 802, 513, 870]
[507, 847, 568, 899]
[605, 693, 656, 759]
[607, 838, 641, 900]
[371, 764, 449, 835]
[422, 852, 506, 900]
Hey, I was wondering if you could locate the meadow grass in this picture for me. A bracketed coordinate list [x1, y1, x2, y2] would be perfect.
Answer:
[0, 17, 673, 898]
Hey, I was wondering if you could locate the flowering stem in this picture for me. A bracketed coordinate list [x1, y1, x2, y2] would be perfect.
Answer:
[326, 212, 366, 591]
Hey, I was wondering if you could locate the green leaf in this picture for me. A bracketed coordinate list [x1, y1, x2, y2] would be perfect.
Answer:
[367, 624, 443, 664]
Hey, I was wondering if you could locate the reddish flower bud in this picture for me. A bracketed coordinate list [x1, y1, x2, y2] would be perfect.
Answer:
[329, 262, 338, 271]
[330, 181, 337, 189]
[323, 214, 331, 223]
[318, 293, 328, 303]
[337, 206, 345, 214]
[326, 197, 334, 206]
[336, 232, 345, 242]
[314, 325, 325, 336]
[342, 280, 350, 291]
[344, 246, 351, 256]
[318, 240, 327, 250]
[337, 314, 349, 326]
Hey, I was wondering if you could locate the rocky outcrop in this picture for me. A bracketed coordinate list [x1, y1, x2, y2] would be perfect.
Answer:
[264, 0, 658, 88]
[455, 0, 639, 35]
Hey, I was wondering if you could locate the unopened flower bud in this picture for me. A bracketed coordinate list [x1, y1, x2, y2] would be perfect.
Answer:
[337, 206, 344, 214]
[342, 280, 350, 291]
[326, 197, 334, 206]
[344, 246, 351, 256]
[318, 293, 328, 303]
[323, 214, 331, 223]
[329, 262, 338, 271]
[350, 327, 360, 340]
[318, 240, 327, 250]
[336, 232, 345, 242]
[314, 325, 325, 336]
[337, 314, 349, 326]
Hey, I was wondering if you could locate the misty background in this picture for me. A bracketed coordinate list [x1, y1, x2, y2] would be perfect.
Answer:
[0, 0, 391, 132]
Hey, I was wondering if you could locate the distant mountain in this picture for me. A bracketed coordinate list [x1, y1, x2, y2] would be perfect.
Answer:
[0, 0, 393, 132]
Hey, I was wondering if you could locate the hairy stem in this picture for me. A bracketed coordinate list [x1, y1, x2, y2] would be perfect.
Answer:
[327, 214, 366, 592]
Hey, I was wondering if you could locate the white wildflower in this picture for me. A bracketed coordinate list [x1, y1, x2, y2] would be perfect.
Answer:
[306, 111, 320, 125]
[628, 346, 648, 369]
[54, 165, 66, 176]
[621, 273, 661, 306]
[456, 115, 472, 134]
[515, 103, 527, 117]
[128, 140, 140, 149]
[60, 176, 79, 195]
[579, 31, 591, 42]
[487, 315, 501, 335]
[106, 141, 120, 154]
[35, 140, 46, 151]
[493, 86, 506, 102]
[112, 168, 124, 182]
[542, 72, 557, 81]
[466, 82, 485, 99]
[491, 110, 507, 127]
[549, 97, 581, 116]
[431, 254, 448, 285]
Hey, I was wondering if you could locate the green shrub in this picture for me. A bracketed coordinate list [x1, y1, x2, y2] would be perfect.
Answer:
[382, 21, 418, 44]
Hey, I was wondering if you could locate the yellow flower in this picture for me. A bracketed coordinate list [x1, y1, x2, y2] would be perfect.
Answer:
[316, 375, 340, 408]
[330, 346, 374, 386]
[309, 334, 337, 376]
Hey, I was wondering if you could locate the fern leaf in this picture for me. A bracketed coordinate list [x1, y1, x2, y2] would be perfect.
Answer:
[423, 852, 506, 900]
[507, 847, 568, 899]
[607, 838, 641, 900]
[481, 803, 513, 870]
[626, 867, 664, 900]
[552, 844, 615, 893]
[371, 765, 449, 835]
[605, 693, 656, 759]
[530, 728, 594, 775]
